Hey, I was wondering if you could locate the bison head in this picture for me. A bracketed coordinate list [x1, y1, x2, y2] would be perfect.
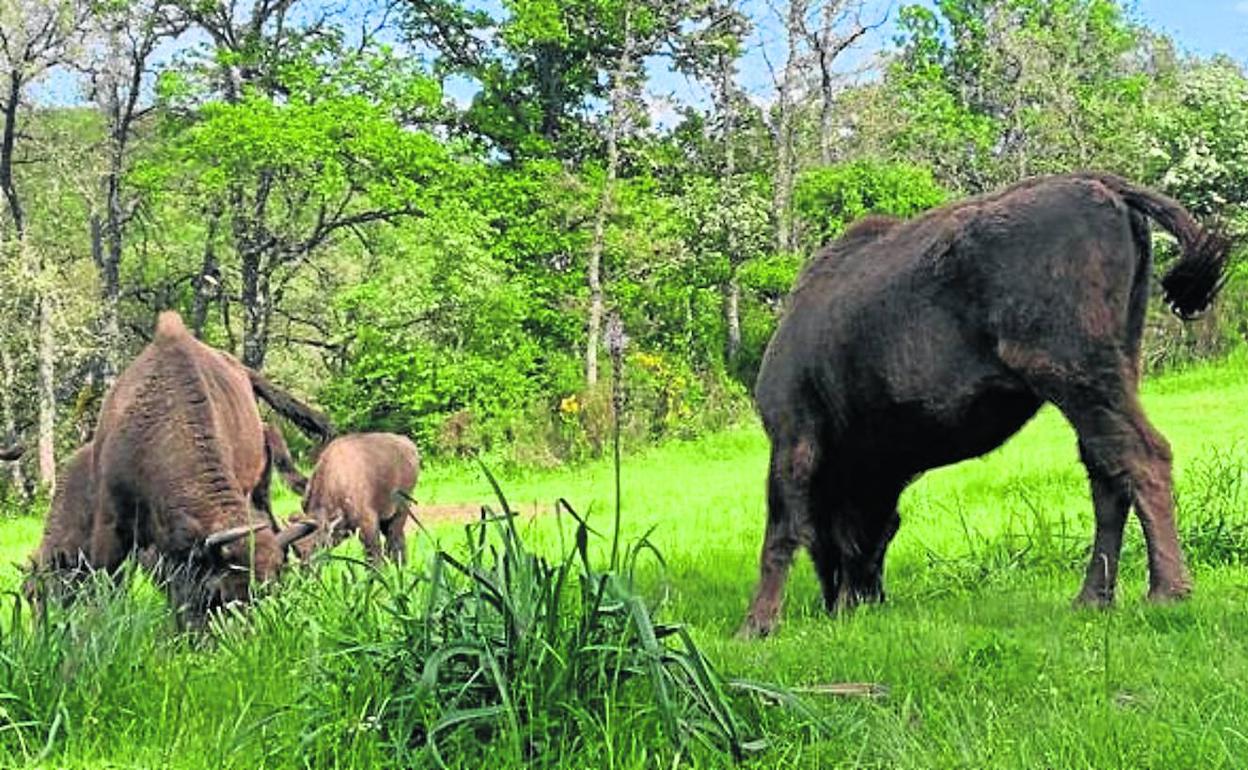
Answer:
[168, 518, 319, 624]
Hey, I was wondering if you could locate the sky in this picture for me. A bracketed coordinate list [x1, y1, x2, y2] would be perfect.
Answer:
[30, 1, 1248, 116]
[636, 0, 1248, 127]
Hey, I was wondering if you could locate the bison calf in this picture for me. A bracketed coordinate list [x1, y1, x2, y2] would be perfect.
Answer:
[294, 432, 420, 565]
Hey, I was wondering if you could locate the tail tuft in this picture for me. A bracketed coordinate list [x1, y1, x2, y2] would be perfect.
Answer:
[1161, 227, 1232, 320]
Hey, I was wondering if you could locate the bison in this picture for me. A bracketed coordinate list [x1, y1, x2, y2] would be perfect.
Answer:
[740, 172, 1231, 638]
[292, 432, 420, 565]
[22, 443, 95, 604]
[23, 424, 309, 609]
[262, 422, 309, 496]
[88, 311, 325, 621]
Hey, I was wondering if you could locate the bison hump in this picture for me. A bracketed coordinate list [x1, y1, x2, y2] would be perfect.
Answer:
[155, 310, 190, 341]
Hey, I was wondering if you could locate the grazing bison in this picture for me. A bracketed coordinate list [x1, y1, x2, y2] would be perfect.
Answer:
[293, 432, 420, 565]
[88, 311, 323, 621]
[22, 443, 95, 604]
[23, 424, 308, 608]
[740, 172, 1231, 638]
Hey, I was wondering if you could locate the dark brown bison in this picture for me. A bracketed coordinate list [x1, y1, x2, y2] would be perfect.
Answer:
[740, 172, 1231, 638]
[292, 432, 420, 565]
[88, 311, 323, 621]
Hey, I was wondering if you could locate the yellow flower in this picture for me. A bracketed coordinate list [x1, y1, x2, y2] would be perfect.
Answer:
[560, 395, 581, 415]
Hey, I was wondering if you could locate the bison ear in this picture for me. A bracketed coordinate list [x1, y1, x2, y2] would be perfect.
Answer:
[275, 520, 318, 550]
[204, 521, 269, 550]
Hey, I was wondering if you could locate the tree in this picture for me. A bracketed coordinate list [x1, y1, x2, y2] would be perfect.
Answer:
[882, 0, 1157, 191]
[585, 3, 635, 386]
[165, 2, 451, 368]
[0, 0, 90, 489]
[80, 0, 185, 385]
[801, 1, 884, 166]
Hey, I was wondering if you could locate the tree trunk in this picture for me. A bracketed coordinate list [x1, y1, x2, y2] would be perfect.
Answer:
[724, 278, 741, 366]
[718, 35, 742, 365]
[0, 345, 26, 495]
[36, 283, 55, 491]
[240, 249, 270, 369]
[585, 6, 634, 386]
[772, 0, 805, 254]
[816, 0, 839, 166]
[100, 150, 125, 386]
[191, 212, 221, 338]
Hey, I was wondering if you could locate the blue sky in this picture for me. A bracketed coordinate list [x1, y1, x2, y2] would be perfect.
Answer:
[637, 0, 1248, 126]
[31, 1, 1248, 113]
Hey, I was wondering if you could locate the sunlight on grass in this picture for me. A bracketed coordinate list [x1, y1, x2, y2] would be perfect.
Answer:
[4, 357, 1248, 767]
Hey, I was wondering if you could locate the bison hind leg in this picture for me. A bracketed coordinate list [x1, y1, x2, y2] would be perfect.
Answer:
[739, 438, 818, 639]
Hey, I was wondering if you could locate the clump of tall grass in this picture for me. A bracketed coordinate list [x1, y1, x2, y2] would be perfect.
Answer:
[0, 563, 176, 764]
[249, 474, 789, 767]
[915, 485, 1087, 597]
[1176, 445, 1248, 566]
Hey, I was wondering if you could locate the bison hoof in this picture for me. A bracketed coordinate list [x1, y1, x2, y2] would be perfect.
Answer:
[1072, 589, 1114, 609]
[1147, 581, 1192, 603]
[736, 615, 777, 640]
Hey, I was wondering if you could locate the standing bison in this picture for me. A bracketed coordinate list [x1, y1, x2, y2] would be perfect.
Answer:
[740, 172, 1231, 638]
[88, 311, 322, 621]
[293, 432, 420, 565]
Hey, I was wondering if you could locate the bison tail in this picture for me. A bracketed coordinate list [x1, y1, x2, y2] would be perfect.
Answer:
[1077, 172, 1232, 319]
[263, 424, 309, 494]
[248, 369, 335, 443]
[1159, 228, 1232, 320]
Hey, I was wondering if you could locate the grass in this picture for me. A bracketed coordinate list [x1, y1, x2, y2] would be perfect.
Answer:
[6, 353, 1248, 767]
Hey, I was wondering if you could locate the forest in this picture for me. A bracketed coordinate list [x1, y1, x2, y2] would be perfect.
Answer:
[0, 0, 1243, 498]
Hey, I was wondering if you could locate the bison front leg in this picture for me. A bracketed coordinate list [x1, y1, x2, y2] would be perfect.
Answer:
[382, 512, 407, 565]
[739, 442, 815, 639]
[358, 513, 384, 565]
[853, 509, 900, 605]
[812, 505, 899, 614]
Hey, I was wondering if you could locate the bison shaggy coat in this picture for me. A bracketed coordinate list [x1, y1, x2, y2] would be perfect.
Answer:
[741, 172, 1231, 638]
[22, 443, 95, 602]
[88, 311, 317, 620]
[295, 432, 420, 565]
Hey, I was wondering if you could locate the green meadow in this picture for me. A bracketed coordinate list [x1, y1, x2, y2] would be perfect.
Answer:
[4, 355, 1248, 768]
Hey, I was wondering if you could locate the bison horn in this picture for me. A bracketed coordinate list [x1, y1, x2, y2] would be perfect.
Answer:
[275, 519, 319, 550]
[204, 521, 269, 550]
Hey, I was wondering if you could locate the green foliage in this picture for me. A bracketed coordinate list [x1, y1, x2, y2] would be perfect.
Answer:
[793, 160, 949, 251]
[885, 0, 1160, 189]
[1147, 57, 1248, 229]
